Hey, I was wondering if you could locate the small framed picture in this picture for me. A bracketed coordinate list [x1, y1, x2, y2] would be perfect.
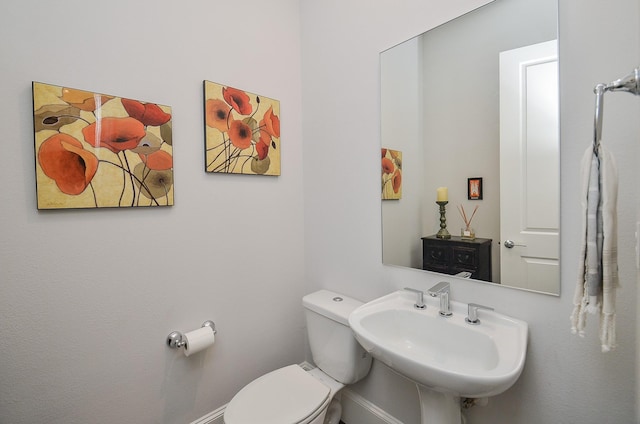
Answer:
[468, 177, 483, 200]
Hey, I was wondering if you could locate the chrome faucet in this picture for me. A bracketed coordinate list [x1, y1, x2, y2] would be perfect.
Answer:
[404, 287, 426, 309]
[428, 282, 452, 317]
[465, 303, 494, 325]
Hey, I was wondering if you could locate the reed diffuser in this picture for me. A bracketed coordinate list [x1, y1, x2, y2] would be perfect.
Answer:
[458, 205, 478, 240]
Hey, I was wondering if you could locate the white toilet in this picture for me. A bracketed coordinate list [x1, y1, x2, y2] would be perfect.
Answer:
[223, 290, 372, 424]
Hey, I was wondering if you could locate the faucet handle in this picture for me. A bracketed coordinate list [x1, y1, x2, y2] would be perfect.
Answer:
[465, 303, 494, 325]
[404, 287, 426, 310]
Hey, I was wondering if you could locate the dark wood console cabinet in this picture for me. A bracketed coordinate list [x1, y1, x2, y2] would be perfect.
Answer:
[421, 235, 492, 282]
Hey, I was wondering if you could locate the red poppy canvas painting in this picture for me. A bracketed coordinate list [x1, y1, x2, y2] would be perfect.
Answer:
[203, 80, 280, 175]
[381, 148, 402, 200]
[32, 82, 174, 209]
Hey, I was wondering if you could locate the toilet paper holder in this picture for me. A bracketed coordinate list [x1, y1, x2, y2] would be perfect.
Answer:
[167, 320, 216, 349]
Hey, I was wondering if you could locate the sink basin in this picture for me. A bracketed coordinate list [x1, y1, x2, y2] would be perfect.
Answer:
[348, 289, 528, 398]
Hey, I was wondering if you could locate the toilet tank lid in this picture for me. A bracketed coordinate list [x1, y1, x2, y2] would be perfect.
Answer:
[303, 290, 363, 326]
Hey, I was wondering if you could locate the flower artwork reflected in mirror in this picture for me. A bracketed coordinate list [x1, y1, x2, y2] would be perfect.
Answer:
[32, 82, 174, 210]
[203, 80, 280, 176]
[381, 148, 402, 200]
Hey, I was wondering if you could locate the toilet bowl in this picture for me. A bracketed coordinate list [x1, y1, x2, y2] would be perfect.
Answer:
[223, 290, 372, 424]
[224, 365, 337, 424]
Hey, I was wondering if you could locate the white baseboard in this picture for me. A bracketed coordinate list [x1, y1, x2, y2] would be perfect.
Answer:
[190, 404, 225, 424]
[340, 388, 403, 424]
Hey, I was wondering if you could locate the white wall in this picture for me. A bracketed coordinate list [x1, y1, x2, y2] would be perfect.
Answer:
[0, 1, 305, 423]
[302, 1, 639, 424]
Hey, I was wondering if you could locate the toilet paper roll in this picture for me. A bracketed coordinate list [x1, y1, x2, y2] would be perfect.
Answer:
[183, 326, 215, 357]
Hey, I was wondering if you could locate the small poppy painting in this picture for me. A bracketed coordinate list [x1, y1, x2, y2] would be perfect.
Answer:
[203, 80, 280, 175]
[32, 82, 174, 209]
[381, 148, 402, 200]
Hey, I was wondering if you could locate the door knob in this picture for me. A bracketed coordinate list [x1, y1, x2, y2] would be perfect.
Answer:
[504, 240, 526, 248]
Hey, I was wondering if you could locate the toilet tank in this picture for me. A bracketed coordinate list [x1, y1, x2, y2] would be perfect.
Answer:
[302, 290, 372, 385]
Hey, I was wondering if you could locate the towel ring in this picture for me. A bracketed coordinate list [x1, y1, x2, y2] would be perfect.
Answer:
[592, 67, 640, 152]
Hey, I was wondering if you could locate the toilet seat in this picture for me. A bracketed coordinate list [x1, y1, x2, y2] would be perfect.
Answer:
[224, 364, 331, 424]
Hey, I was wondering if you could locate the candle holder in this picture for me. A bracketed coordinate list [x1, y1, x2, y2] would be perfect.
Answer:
[436, 201, 451, 239]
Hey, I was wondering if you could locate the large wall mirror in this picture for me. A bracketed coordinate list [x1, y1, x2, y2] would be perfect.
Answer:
[381, 0, 560, 295]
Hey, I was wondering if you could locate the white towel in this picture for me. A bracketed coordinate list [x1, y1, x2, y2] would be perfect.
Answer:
[570, 144, 619, 352]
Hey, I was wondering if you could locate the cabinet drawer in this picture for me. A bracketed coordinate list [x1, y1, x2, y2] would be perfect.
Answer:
[424, 245, 449, 264]
[451, 246, 478, 268]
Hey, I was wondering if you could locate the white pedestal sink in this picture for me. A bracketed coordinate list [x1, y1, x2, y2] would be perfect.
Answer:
[348, 289, 528, 424]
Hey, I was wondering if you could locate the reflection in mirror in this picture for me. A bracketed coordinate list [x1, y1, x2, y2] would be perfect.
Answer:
[381, 0, 560, 295]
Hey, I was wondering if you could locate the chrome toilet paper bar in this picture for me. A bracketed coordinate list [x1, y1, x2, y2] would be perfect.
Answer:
[167, 320, 217, 349]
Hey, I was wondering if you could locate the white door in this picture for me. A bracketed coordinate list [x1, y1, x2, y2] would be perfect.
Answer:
[499, 40, 559, 293]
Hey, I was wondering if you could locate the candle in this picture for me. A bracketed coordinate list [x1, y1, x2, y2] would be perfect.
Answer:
[436, 187, 448, 202]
